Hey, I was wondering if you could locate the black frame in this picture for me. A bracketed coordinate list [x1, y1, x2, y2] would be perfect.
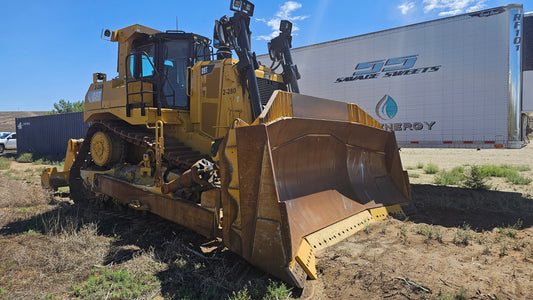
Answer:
[126, 31, 212, 116]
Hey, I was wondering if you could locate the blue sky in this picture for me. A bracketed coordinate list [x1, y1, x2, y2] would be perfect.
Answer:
[0, 0, 530, 111]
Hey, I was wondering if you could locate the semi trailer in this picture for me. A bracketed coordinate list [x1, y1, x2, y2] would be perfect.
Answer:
[259, 4, 532, 149]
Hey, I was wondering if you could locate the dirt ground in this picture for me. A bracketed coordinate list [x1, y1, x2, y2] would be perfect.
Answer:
[1, 147, 533, 299]
[304, 147, 533, 300]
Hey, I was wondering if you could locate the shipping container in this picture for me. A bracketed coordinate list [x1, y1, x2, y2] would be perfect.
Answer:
[15, 112, 90, 156]
[258, 4, 530, 149]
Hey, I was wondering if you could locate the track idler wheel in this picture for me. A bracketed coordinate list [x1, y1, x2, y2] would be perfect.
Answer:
[90, 131, 123, 167]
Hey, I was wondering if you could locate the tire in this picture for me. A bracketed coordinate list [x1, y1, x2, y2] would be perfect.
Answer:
[0, 144, 4, 153]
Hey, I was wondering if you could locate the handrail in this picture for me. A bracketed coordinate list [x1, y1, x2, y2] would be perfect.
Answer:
[146, 120, 165, 187]
[125, 51, 159, 117]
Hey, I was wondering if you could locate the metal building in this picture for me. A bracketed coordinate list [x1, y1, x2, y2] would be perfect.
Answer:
[15, 112, 90, 156]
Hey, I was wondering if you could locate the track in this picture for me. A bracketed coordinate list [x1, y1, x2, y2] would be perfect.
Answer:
[93, 119, 206, 169]
[68, 119, 208, 204]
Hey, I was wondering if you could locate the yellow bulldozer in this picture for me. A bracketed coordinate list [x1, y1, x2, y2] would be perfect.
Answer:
[42, 0, 410, 288]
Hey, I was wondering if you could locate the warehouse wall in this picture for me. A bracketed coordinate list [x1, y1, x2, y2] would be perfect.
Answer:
[15, 112, 89, 156]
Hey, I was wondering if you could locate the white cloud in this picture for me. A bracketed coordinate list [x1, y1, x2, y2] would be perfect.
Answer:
[422, 0, 487, 16]
[398, 2, 416, 15]
[256, 1, 310, 41]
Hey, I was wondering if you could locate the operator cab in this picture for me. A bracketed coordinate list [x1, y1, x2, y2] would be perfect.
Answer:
[128, 32, 212, 110]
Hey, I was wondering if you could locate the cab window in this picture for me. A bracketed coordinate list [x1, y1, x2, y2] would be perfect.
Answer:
[161, 39, 190, 108]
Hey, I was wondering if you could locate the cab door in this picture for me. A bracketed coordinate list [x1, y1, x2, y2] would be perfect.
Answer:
[6, 134, 16, 149]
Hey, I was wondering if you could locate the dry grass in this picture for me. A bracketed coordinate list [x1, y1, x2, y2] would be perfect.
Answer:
[0, 174, 289, 299]
[0, 177, 52, 209]
[7, 222, 107, 275]
[0, 216, 109, 299]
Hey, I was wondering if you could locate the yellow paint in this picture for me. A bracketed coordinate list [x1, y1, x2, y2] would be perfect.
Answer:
[305, 210, 374, 252]
[369, 206, 389, 221]
[347, 103, 382, 129]
[41, 139, 83, 189]
[294, 239, 317, 279]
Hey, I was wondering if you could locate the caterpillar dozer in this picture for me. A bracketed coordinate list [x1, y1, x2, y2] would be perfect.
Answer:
[43, 0, 410, 288]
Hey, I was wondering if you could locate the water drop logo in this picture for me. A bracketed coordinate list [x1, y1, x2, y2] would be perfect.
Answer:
[375, 95, 398, 120]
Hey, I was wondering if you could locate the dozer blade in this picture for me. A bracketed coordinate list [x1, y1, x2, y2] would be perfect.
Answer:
[217, 91, 410, 288]
[41, 139, 83, 190]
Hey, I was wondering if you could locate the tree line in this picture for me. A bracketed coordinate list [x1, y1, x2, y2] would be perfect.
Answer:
[46, 100, 84, 114]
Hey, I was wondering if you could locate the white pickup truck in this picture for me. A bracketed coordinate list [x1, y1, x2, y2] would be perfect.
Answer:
[0, 132, 17, 153]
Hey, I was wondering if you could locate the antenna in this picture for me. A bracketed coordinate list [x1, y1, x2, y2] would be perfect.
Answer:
[176, 16, 178, 30]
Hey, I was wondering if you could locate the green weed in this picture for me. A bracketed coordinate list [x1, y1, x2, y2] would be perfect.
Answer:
[473, 165, 532, 185]
[463, 166, 490, 190]
[0, 260, 16, 271]
[58, 186, 70, 193]
[499, 241, 508, 257]
[512, 240, 524, 251]
[434, 227, 443, 243]
[408, 173, 420, 178]
[418, 290, 430, 299]
[436, 292, 453, 300]
[11, 206, 35, 214]
[434, 167, 465, 186]
[455, 287, 468, 300]
[364, 223, 370, 234]
[399, 225, 408, 245]
[483, 243, 492, 255]
[418, 225, 442, 243]
[24, 229, 40, 236]
[417, 225, 434, 239]
[437, 287, 468, 300]
[505, 173, 532, 185]
[478, 164, 516, 177]
[71, 268, 158, 299]
[0, 157, 11, 170]
[263, 281, 292, 300]
[380, 222, 387, 234]
[515, 165, 531, 172]
[16, 153, 33, 163]
[499, 219, 522, 238]
[32, 157, 64, 167]
[227, 287, 251, 300]
[0, 287, 6, 297]
[423, 163, 439, 174]
[416, 162, 424, 169]
[3, 169, 21, 181]
[453, 223, 472, 246]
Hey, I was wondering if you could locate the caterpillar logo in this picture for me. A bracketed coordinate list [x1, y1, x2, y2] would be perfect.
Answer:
[201, 64, 215, 75]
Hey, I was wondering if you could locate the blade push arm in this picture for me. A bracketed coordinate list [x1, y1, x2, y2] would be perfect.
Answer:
[214, 0, 263, 120]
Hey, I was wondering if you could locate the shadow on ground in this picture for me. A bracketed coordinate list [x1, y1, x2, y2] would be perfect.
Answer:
[2, 184, 532, 298]
[409, 184, 533, 230]
[0, 201, 295, 299]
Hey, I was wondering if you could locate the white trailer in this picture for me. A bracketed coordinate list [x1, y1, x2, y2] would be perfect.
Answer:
[259, 4, 531, 149]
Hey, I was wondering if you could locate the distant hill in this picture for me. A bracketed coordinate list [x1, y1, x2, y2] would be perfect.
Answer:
[0, 111, 47, 132]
